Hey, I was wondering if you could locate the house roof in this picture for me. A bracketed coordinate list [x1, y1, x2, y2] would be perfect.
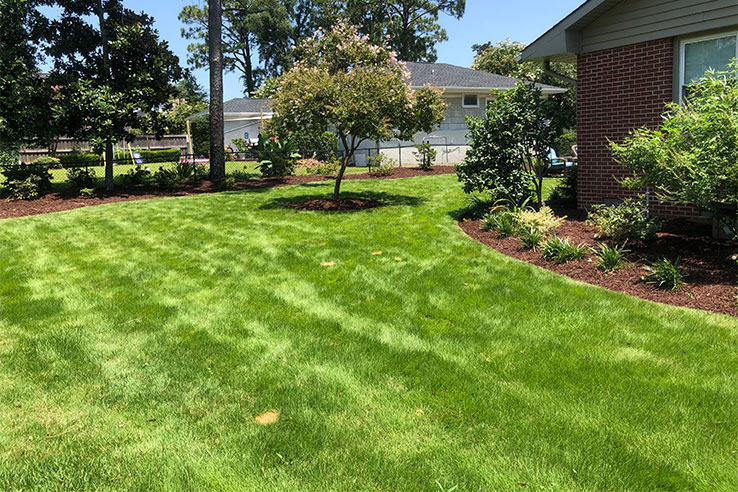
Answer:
[188, 98, 273, 119]
[405, 61, 567, 94]
[519, 0, 624, 63]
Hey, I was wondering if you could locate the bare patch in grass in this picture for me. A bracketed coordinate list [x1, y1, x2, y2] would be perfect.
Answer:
[254, 410, 279, 426]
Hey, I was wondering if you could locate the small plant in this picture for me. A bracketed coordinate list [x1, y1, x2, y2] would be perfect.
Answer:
[541, 236, 587, 264]
[66, 166, 96, 188]
[79, 187, 96, 198]
[519, 227, 543, 250]
[154, 167, 185, 190]
[461, 195, 495, 219]
[6, 176, 42, 200]
[514, 206, 564, 236]
[221, 176, 238, 190]
[122, 165, 152, 186]
[587, 198, 663, 243]
[367, 153, 397, 176]
[413, 142, 437, 170]
[549, 166, 577, 204]
[592, 242, 629, 273]
[258, 135, 300, 178]
[314, 154, 342, 176]
[643, 258, 686, 291]
[481, 211, 518, 238]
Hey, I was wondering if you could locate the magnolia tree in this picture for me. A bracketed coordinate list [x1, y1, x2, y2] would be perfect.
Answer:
[611, 66, 738, 238]
[269, 22, 446, 199]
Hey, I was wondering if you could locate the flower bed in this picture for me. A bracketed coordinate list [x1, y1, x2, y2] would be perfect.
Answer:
[460, 204, 738, 317]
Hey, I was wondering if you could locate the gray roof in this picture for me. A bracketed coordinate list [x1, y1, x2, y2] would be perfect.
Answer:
[188, 98, 273, 118]
[405, 61, 566, 94]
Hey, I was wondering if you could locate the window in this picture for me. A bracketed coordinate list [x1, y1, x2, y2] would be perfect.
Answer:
[462, 94, 479, 108]
[679, 32, 737, 101]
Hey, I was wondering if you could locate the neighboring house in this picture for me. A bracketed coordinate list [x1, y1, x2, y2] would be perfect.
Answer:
[520, 0, 738, 218]
[188, 98, 273, 149]
[352, 61, 566, 166]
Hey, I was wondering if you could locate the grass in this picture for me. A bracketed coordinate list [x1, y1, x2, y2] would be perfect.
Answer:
[0, 173, 736, 491]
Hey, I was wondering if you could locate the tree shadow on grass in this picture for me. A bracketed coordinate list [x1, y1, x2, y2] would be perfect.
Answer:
[259, 190, 425, 212]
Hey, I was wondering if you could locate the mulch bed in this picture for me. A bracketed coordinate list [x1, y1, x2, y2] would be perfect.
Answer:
[459, 202, 738, 317]
[0, 165, 455, 220]
[287, 198, 383, 211]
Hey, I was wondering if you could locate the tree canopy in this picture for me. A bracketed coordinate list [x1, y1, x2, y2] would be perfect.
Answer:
[471, 38, 577, 132]
[269, 21, 446, 199]
[180, 0, 465, 97]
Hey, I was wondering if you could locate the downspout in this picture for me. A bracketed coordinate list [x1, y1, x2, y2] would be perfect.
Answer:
[543, 60, 577, 87]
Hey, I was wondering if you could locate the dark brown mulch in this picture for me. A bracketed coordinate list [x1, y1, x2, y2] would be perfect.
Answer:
[287, 198, 383, 211]
[459, 205, 738, 317]
[0, 165, 456, 220]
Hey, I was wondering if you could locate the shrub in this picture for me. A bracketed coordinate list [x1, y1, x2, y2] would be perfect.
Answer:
[541, 236, 587, 264]
[553, 130, 577, 157]
[592, 242, 629, 273]
[610, 66, 738, 238]
[59, 152, 103, 168]
[587, 198, 663, 243]
[154, 163, 192, 190]
[481, 211, 518, 238]
[643, 258, 686, 291]
[115, 149, 181, 165]
[122, 165, 152, 186]
[189, 116, 210, 155]
[413, 143, 436, 170]
[6, 176, 42, 200]
[1, 163, 53, 195]
[519, 227, 543, 250]
[66, 166, 97, 188]
[79, 187, 96, 198]
[457, 82, 562, 208]
[231, 137, 249, 153]
[32, 156, 62, 169]
[315, 155, 341, 177]
[221, 177, 238, 190]
[549, 166, 577, 204]
[514, 206, 564, 236]
[258, 135, 299, 178]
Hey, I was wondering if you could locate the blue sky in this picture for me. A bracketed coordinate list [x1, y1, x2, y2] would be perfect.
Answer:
[51, 0, 584, 100]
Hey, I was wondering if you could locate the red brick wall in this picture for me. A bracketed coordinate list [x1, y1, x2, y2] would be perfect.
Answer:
[577, 38, 699, 218]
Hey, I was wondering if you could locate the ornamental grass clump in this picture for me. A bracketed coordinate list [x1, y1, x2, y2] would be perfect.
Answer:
[515, 206, 564, 236]
[592, 242, 629, 273]
[643, 258, 686, 291]
[541, 236, 587, 264]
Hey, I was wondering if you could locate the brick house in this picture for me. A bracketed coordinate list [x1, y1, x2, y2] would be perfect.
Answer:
[520, 0, 738, 218]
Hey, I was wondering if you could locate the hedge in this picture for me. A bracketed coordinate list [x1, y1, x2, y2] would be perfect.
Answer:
[58, 149, 181, 168]
[115, 149, 182, 165]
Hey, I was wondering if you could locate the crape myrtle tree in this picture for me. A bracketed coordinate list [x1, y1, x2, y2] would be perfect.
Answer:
[269, 21, 446, 199]
[611, 65, 738, 239]
[47, 0, 182, 190]
[457, 82, 563, 209]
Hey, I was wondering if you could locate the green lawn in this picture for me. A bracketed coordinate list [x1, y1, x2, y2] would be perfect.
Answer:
[0, 174, 736, 491]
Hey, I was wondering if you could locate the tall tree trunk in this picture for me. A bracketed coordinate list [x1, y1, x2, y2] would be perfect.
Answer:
[244, 41, 254, 95]
[209, 0, 225, 183]
[334, 133, 352, 200]
[97, 0, 114, 190]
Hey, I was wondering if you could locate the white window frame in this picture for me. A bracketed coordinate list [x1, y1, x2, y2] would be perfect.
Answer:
[462, 94, 480, 108]
[679, 31, 738, 103]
